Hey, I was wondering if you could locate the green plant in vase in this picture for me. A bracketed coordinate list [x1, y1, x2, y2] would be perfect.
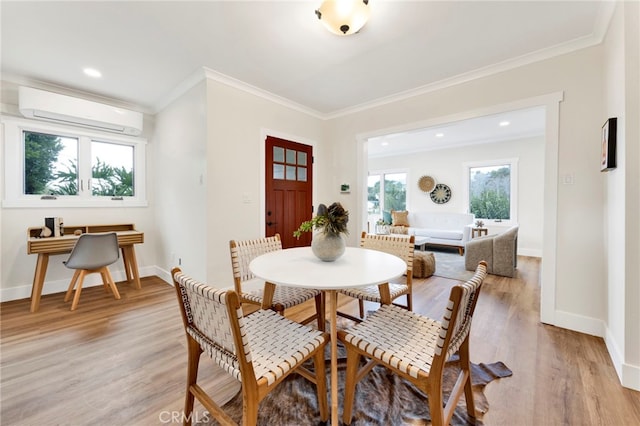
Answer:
[294, 202, 349, 261]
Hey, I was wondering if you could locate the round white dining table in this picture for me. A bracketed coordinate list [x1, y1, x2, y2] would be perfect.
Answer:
[250, 246, 406, 425]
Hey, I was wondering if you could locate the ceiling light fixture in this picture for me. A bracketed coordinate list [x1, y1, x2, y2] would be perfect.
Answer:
[315, 0, 370, 36]
[499, 120, 510, 127]
[83, 67, 102, 78]
[435, 133, 444, 138]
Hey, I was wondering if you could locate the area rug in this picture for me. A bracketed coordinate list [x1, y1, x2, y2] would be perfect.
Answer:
[203, 354, 512, 425]
[430, 249, 475, 281]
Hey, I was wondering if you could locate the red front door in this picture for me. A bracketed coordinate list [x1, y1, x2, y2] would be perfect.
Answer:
[265, 136, 313, 248]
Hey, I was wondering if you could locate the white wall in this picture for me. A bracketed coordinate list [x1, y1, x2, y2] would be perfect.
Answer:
[153, 80, 208, 283]
[203, 78, 324, 286]
[369, 136, 545, 256]
[0, 81, 157, 301]
[602, 0, 640, 390]
[323, 45, 605, 332]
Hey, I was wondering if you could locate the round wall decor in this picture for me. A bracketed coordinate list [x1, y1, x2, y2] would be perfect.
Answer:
[418, 175, 436, 193]
[430, 183, 452, 204]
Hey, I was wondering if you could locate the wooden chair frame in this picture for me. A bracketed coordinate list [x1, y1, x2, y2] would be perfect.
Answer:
[229, 234, 325, 329]
[172, 267, 329, 426]
[338, 261, 488, 426]
[338, 231, 415, 322]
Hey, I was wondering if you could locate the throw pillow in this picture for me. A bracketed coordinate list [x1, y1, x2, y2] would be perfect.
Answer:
[382, 210, 392, 224]
[391, 210, 409, 227]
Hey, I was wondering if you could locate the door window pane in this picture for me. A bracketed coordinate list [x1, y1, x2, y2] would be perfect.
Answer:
[298, 167, 307, 182]
[286, 165, 296, 180]
[273, 164, 285, 180]
[24, 130, 78, 195]
[286, 149, 296, 164]
[273, 146, 284, 163]
[91, 141, 134, 196]
[298, 152, 307, 166]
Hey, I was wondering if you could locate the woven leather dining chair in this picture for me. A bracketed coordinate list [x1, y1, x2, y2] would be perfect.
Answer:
[229, 234, 325, 329]
[338, 231, 415, 322]
[172, 267, 329, 426]
[338, 261, 488, 426]
[63, 232, 121, 311]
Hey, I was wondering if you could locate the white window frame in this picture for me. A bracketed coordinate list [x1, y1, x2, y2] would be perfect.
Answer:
[368, 168, 409, 215]
[462, 158, 518, 225]
[2, 116, 147, 208]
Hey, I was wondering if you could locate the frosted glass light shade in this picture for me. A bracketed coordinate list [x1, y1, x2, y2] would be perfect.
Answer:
[315, 0, 370, 36]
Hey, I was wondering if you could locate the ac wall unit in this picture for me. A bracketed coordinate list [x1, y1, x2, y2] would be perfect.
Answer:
[18, 86, 143, 136]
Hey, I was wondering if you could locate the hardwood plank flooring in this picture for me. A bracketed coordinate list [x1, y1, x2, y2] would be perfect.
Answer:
[1, 257, 639, 425]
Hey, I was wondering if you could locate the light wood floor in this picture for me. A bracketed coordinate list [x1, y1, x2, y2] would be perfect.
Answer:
[1, 257, 639, 425]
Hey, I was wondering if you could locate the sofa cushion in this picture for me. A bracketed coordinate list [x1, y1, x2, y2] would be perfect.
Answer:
[382, 210, 392, 224]
[412, 228, 463, 241]
[391, 210, 410, 226]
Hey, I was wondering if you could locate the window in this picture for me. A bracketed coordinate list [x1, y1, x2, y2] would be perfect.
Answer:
[2, 117, 146, 208]
[464, 159, 517, 223]
[368, 171, 407, 224]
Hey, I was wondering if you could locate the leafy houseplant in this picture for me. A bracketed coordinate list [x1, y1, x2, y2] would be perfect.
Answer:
[294, 202, 349, 238]
[294, 202, 349, 262]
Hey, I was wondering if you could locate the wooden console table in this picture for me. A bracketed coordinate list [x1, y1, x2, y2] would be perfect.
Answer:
[27, 223, 144, 312]
[471, 227, 488, 238]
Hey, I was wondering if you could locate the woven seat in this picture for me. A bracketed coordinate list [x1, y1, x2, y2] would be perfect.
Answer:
[338, 232, 415, 321]
[172, 268, 329, 425]
[338, 261, 488, 426]
[230, 234, 324, 329]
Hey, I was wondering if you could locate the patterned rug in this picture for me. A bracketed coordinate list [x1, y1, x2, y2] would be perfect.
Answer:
[430, 249, 476, 281]
[202, 353, 512, 425]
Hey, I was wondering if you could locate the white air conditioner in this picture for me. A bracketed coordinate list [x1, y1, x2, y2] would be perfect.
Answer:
[18, 86, 143, 136]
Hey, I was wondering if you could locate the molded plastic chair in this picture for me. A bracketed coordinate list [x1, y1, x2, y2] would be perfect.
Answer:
[338, 261, 488, 426]
[63, 232, 121, 311]
[172, 267, 329, 426]
[338, 232, 415, 321]
[229, 234, 325, 329]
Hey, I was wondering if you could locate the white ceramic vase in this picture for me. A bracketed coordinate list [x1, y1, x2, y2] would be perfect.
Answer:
[311, 231, 346, 262]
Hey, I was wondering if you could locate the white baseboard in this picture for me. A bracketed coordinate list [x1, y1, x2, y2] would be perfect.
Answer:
[605, 327, 640, 391]
[553, 309, 605, 337]
[518, 247, 541, 257]
[0, 265, 171, 303]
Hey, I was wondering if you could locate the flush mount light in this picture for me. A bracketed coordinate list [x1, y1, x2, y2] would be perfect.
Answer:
[499, 120, 510, 127]
[435, 132, 444, 138]
[83, 68, 102, 78]
[315, 0, 370, 36]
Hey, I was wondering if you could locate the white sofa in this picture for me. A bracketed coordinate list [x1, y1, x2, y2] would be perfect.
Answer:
[391, 211, 474, 255]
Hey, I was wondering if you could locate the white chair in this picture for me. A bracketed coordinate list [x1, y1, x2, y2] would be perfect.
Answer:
[63, 232, 121, 311]
[339, 261, 488, 426]
[172, 267, 329, 425]
[338, 232, 415, 321]
[229, 234, 325, 329]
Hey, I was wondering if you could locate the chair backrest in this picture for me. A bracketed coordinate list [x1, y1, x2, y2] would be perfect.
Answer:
[229, 234, 282, 294]
[172, 268, 252, 382]
[64, 232, 120, 270]
[359, 231, 415, 282]
[435, 261, 487, 361]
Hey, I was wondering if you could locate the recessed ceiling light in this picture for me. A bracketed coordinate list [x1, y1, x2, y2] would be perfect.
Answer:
[435, 133, 444, 138]
[499, 120, 510, 127]
[381, 142, 389, 146]
[83, 68, 102, 78]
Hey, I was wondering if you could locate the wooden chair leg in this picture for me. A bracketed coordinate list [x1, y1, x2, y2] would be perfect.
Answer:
[427, 382, 445, 426]
[315, 293, 325, 331]
[102, 267, 121, 300]
[184, 337, 202, 426]
[358, 299, 365, 318]
[459, 340, 477, 418]
[70, 270, 88, 311]
[64, 270, 81, 302]
[342, 349, 361, 425]
[312, 346, 329, 421]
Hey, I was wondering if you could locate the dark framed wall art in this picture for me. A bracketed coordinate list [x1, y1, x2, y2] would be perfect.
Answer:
[601, 117, 617, 172]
